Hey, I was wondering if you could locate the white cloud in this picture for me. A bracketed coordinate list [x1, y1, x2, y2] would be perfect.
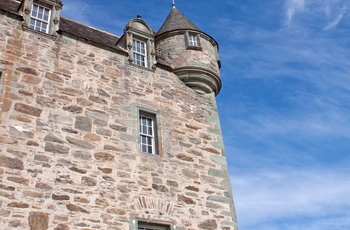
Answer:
[284, 0, 305, 27]
[231, 166, 350, 230]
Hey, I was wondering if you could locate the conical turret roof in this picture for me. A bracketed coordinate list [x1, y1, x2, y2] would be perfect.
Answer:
[156, 6, 202, 36]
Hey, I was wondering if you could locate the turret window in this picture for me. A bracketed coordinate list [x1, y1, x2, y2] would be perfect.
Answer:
[188, 34, 198, 46]
[138, 222, 170, 230]
[133, 39, 147, 67]
[185, 32, 202, 50]
[29, 4, 51, 33]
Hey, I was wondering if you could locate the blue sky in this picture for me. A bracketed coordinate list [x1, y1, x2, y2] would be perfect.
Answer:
[61, 1, 350, 229]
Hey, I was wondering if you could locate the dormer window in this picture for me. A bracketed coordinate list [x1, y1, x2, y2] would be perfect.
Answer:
[29, 4, 51, 33]
[133, 38, 147, 67]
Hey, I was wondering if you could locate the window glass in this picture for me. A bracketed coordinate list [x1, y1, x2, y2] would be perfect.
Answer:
[139, 113, 156, 154]
[133, 39, 147, 67]
[29, 4, 51, 33]
[189, 34, 198, 46]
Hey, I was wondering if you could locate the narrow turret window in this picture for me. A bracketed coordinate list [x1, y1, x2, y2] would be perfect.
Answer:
[189, 34, 198, 46]
[139, 112, 157, 154]
[29, 4, 51, 33]
[133, 39, 147, 67]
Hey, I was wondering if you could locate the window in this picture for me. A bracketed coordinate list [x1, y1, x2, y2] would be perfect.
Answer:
[138, 222, 170, 230]
[139, 112, 157, 154]
[29, 4, 51, 33]
[188, 34, 198, 46]
[0, 71, 5, 96]
[133, 39, 147, 67]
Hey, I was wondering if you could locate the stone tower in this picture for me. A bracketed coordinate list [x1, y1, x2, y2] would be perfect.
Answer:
[0, 0, 238, 229]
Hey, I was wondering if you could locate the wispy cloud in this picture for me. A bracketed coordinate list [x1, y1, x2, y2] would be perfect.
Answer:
[231, 166, 350, 230]
[284, 0, 305, 27]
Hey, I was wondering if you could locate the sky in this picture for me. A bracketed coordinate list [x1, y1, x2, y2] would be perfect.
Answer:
[61, 1, 350, 229]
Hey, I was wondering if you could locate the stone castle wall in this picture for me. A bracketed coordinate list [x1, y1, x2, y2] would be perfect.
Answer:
[0, 10, 237, 230]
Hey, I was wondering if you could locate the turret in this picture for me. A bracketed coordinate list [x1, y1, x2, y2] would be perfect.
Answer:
[155, 4, 222, 95]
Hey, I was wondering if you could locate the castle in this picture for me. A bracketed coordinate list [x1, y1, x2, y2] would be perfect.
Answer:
[0, 0, 238, 229]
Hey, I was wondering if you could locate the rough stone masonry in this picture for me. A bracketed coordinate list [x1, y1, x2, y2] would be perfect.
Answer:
[0, 0, 238, 229]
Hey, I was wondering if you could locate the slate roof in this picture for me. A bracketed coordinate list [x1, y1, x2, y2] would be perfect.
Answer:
[59, 17, 121, 51]
[156, 6, 202, 36]
[0, 0, 20, 15]
[0, 0, 124, 53]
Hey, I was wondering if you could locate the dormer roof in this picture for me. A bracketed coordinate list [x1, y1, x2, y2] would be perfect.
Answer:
[156, 6, 201, 36]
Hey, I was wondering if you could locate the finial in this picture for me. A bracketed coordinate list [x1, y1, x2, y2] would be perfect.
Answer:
[172, 0, 176, 9]
[137, 15, 142, 19]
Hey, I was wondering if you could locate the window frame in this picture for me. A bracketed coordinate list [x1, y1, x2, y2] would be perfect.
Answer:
[139, 110, 158, 155]
[0, 70, 5, 96]
[132, 38, 148, 68]
[29, 3, 51, 34]
[185, 32, 202, 50]
[138, 222, 170, 230]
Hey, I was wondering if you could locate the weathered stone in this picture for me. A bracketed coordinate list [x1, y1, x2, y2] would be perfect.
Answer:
[7, 176, 29, 185]
[75, 116, 92, 132]
[36, 96, 56, 108]
[117, 185, 130, 193]
[66, 204, 89, 213]
[104, 145, 121, 151]
[27, 140, 39, 146]
[0, 156, 24, 170]
[0, 184, 15, 191]
[69, 166, 87, 174]
[8, 202, 29, 208]
[109, 124, 127, 132]
[96, 127, 112, 136]
[98, 167, 112, 174]
[63, 105, 83, 114]
[35, 182, 53, 191]
[74, 197, 89, 203]
[44, 134, 64, 143]
[45, 142, 70, 154]
[176, 154, 194, 162]
[14, 103, 42, 117]
[18, 89, 33, 96]
[179, 141, 192, 148]
[84, 133, 101, 141]
[95, 198, 109, 206]
[185, 186, 199, 192]
[22, 75, 41, 84]
[198, 219, 217, 230]
[178, 194, 195, 204]
[66, 136, 94, 149]
[45, 72, 64, 83]
[54, 224, 70, 230]
[49, 109, 73, 125]
[82, 176, 97, 186]
[94, 152, 115, 161]
[189, 137, 201, 144]
[17, 67, 38, 75]
[89, 95, 107, 104]
[161, 90, 174, 99]
[152, 184, 169, 192]
[52, 194, 70, 200]
[72, 151, 91, 160]
[61, 127, 78, 134]
[208, 168, 227, 178]
[166, 180, 178, 187]
[9, 219, 22, 227]
[97, 88, 110, 97]
[102, 175, 115, 182]
[107, 208, 126, 215]
[182, 168, 199, 178]
[23, 190, 43, 198]
[9, 125, 34, 138]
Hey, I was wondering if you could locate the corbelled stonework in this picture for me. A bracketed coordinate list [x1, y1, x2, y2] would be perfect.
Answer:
[0, 0, 238, 229]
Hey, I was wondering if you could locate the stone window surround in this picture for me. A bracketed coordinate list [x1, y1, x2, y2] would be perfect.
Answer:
[128, 33, 155, 70]
[129, 218, 176, 230]
[185, 31, 202, 51]
[19, 0, 63, 36]
[0, 70, 5, 95]
[139, 109, 159, 155]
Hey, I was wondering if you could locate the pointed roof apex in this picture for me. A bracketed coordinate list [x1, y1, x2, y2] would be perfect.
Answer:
[156, 6, 201, 36]
[172, 0, 176, 9]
